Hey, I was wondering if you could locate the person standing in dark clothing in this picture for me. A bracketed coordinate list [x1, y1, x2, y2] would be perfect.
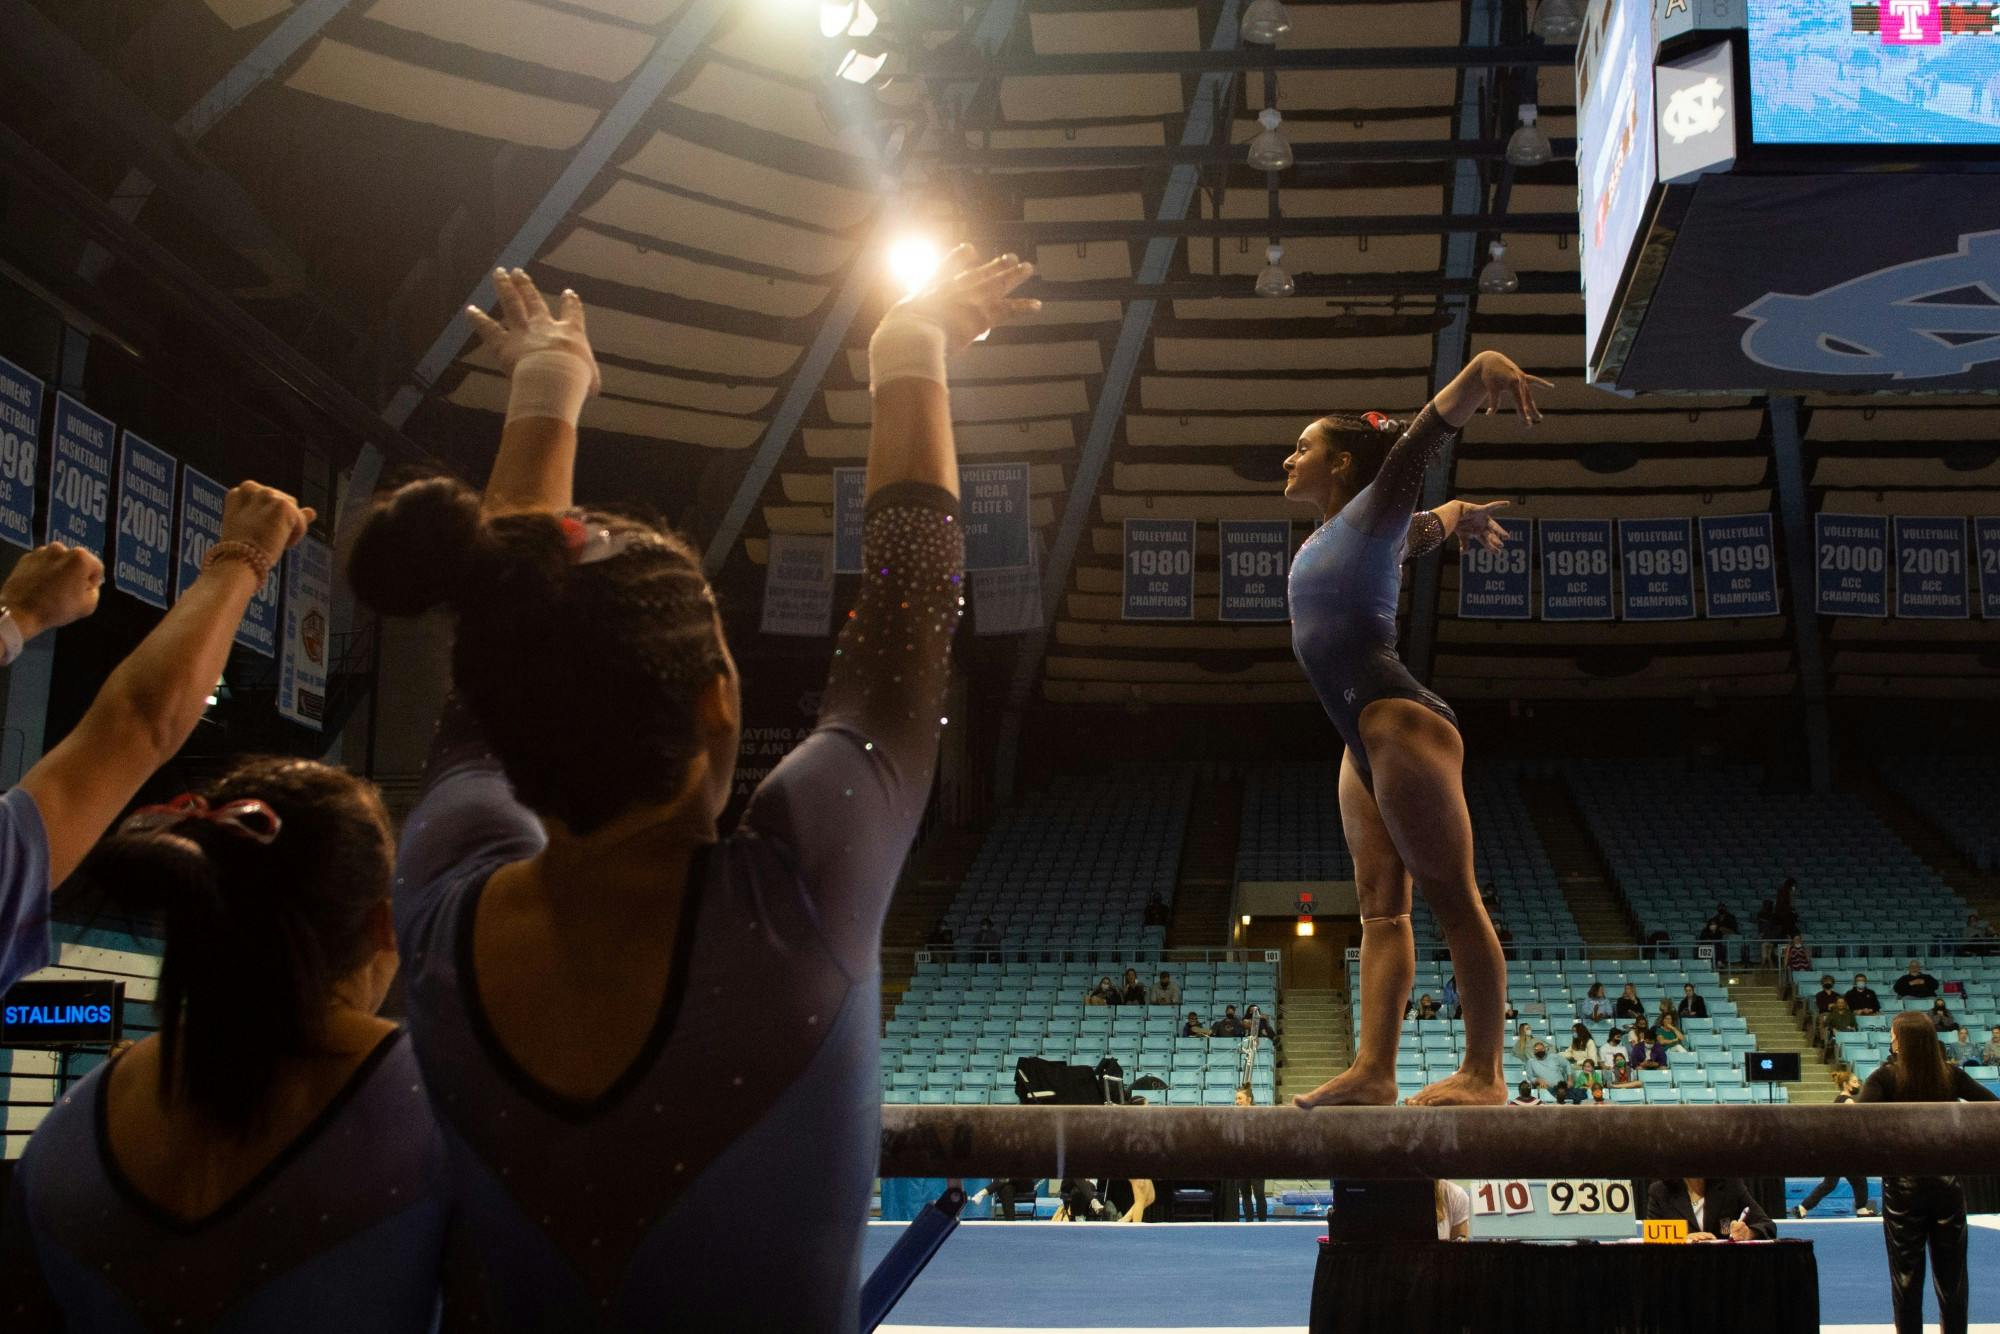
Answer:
[1861, 1011, 2000, 1334]
[1793, 1073, 1876, 1218]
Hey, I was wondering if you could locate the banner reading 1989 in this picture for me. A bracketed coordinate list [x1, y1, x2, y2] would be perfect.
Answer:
[1539, 520, 1614, 622]
[113, 432, 175, 611]
[1616, 518, 1695, 621]
[0, 356, 43, 550]
[1892, 516, 1967, 619]
[1458, 519, 1531, 620]
[1979, 518, 2000, 619]
[1217, 520, 1291, 622]
[1122, 518, 1194, 620]
[1815, 513, 1888, 617]
[47, 394, 113, 554]
[1698, 514, 1779, 618]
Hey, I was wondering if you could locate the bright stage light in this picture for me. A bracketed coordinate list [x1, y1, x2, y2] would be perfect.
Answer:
[821, 0, 876, 38]
[888, 236, 943, 294]
[1295, 916, 1315, 937]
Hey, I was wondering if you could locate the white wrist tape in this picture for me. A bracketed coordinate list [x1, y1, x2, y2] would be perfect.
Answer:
[869, 315, 949, 394]
[507, 349, 595, 426]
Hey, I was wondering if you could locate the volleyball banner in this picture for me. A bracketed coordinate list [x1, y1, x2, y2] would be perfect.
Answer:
[1815, 513, 1889, 617]
[1616, 518, 1696, 621]
[112, 433, 175, 611]
[1698, 514, 1780, 618]
[831, 466, 865, 573]
[1539, 520, 1615, 622]
[1458, 519, 1532, 620]
[1217, 520, 1291, 622]
[46, 394, 113, 554]
[1122, 518, 1194, 621]
[277, 536, 331, 730]
[1978, 518, 2000, 619]
[0, 355, 43, 550]
[760, 534, 834, 637]
[1893, 516, 1969, 619]
[959, 462, 1031, 571]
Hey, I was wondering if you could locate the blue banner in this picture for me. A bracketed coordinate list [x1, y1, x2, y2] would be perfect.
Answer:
[1617, 518, 1696, 621]
[46, 394, 113, 553]
[959, 462, 1031, 571]
[1893, 516, 1968, 619]
[1815, 513, 1889, 617]
[0, 356, 43, 550]
[1698, 514, 1780, 619]
[178, 468, 279, 654]
[1122, 518, 1194, 621]
[831, 467, 866, 574]
[1458, 519, 1532, 620]
[277, 537, 332, 729]
[112, 433, 175, 610]
[1217, 520, 1291, 622]
[1540, 519, 1615, 621]
[1979, 518, 2000, 620]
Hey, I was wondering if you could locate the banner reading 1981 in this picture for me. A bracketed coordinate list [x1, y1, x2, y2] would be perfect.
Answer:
[1979, 518, 2000, 619]
[1122, 518, 1194, 620]
[1892, 516, 1967, 619]
[0, 355, 43, 550]
[47, 394, 113, 554]
[1539, 520, 1614, 622]
[1698, 514, 1779, 618]
[113, 432, 175, 611]
[1217, 520, 1291, 622]
[1815, 513, 1888, 617]
[1616, 518, 1695, 621]
[1458, 519, 1531, 620]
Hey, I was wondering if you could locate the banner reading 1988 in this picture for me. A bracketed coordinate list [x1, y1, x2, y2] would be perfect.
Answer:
[1698, 514, 1779, 618]
[1616, 518, 1695, 621]
[47, 394, 113, 554]
[0, 356, 43, 550]
[1539, 520, 1615, 622]
[1217, 520, 1291, 622]
[1122, 519, 1194, 620]
[1892, 516, 1967, 619]
[1459, 519, 1531, 620]
[113, 432, 175, 611]
[1815, 513, 1888, 617]
[1979, 518, 2000, 619]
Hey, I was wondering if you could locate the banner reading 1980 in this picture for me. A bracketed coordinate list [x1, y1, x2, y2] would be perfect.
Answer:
[0, 356, 43, 550]
[47, 394, 113, 554]
[1122, 519, 1194, 620]
[113, 432, 175, 611]
[1616, 518, 1695, 621]
[1892, 516, 1967, 620]
[1698, 514, 1779, 618]
[1815, 513, 1888, 617]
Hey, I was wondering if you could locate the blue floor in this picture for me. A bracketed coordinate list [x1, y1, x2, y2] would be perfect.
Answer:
[862, 1218, 2000, 1329]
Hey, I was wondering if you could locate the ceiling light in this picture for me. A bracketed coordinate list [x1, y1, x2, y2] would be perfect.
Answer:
[1241, 0, 1292, 44]
[1296, 916, 1315, 937]
[1477, 240, 1518, 295]
[888, 235, 943, 295]
[1241, 914, 1252, 926]
[1533, 0, 1583, 41]
[821, 0, 876, 38]
[1506, 104, 1553, 167]
[1254, 243, 1295, 298]
[1247, 107, 1293, 171]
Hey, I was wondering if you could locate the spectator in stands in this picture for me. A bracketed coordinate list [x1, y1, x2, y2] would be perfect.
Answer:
[1244, 1005, 1276, 1041]
[1089, 977, 1119, 1006]
[1633, 1027, 1671, 1070]
[925, 917, 955, 956]
[1524, 1041, 1568, 1096]
[1441, 975, 1460, 1019]
[1502, 997, 1519, 1023]
[974, 917, 1002, 963]
[1654, 1009, 1687, 1051]
[1812, 974, 1839, 1014]
[1435, 1180, 1471, 1239]
[1415, 993, 1441, 1020]
[1785, 934, 1812, 973]
[1510, 1080, 1542, 1106]
[1982, 1025, 2000, 1069]
[1713, 901, 1740, 935]
[1577, 982, 1612, 1022]
[1564, 1023, 1597, 1068]
[1575, 1058, 1607, 1103]
[1183, 1011, 1210, 1038]
[1612, 983, 1644, 1021]
[1861, 1011, 2000, 1334]
[1608, 1053, 1642, 1089]
[1846, 973, 1882, 1016]
[1678, 983, 1709, 1020]
[1143, 893, 1168, 928]
[1895, 960, 1941, 1000]
[1212, 1006, 1246, 1038]
[1930, 999, 1961, 1037]
[1774, 879, 1799, 934]
[1598, 1024, 1628, 1070]
[1513, 1022, 1537, 1063]
[1119, 968, 1147, 1006]
[1823, 996, 1857, 1045]
[1149, 972, 1180, 1006]
[1696, 918, 1725, 949]
[1794, 1074, 1875, 1220]
[1645, 1178, 1775, 1242]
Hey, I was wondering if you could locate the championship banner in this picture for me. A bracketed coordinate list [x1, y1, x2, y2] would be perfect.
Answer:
[760, 533, 834, 637]
[974, 534, 1042, 636]
[177, 467, 279, 655]
[832, 466, 865, 574]
[277, 536, 331, 730]
[1698, 514, 1780, 619]
[1616, 518, 1696, 621]
[959, 462, 1031, 571]
[1815, 513, 1889, 617]
[1218, 520, 1291, 622]
[112, 432, 175, 611]
[46, 394, 113, 554]
[1978, 518, 2000, 619]
[1121, 518, 1194, 621]
[1892, 516, 1968, 619]
[0, 355, 43, 550]
[1539, 520, 1615, 622]
[1458, 519, 1531, 620]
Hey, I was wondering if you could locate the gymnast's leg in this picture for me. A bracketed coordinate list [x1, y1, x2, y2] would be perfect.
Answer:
[1293, 749, 1411, 1108]
[1358, 698, 1507, 1106]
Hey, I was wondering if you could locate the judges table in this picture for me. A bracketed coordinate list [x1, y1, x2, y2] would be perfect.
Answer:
[1310, 1238, 1818, 1334]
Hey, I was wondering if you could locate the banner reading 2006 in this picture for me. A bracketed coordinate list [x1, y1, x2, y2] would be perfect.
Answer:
[113, 432, 175, 611]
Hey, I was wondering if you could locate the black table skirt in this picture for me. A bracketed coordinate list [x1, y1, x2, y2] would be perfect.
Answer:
[1311, 1239, 1819, 1334]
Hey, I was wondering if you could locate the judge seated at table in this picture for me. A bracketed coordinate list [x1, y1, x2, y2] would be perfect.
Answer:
[1645, 1177, 1777, 1242]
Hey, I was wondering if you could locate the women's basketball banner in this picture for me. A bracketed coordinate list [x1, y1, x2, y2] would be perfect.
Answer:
[1616, 518, 1695, 621]
[1892, 516, 1968, 619]
[1815, 513, 1889, 617]
[0, 355, 43, 550]
[277, 536, 331, 730]
[1697, 514, 1779, 618]
[47, 394, 113, 554]
[1458, 520, 1532, 620]
[177, 467, 279, 655]
[112, 432, 175, 611]
[1539, 520, 1615, 622]
[1122, 519, 1194, 620]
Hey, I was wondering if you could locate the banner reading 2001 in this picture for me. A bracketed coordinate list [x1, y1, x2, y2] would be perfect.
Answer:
[1892, 516, 1967, 619]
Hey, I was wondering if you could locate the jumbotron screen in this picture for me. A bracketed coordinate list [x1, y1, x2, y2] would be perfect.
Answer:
[1578, 0, 1659, 364]
[1750, 0, 2000, 142]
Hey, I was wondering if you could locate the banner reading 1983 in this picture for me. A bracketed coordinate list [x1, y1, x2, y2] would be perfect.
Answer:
[1892, 516, 1967, 619]
[1698, 514, 1779, 618]
[1616, 518, 1695, 621]
[1458, 519, 1531, 619]
[1815, 513, 1888, 617]
[0, 355, 43, 550]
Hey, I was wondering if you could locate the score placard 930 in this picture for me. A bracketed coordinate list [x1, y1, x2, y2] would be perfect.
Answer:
[1548, 1180, 1634, 1216]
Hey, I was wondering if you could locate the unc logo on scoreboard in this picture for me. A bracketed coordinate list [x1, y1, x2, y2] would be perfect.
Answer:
[1662, 77, 1728, 142]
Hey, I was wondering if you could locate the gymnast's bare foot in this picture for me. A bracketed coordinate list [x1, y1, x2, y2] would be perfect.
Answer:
[1406, 1070, 1508, 1107]
[1291, 1068, 1398, 1108]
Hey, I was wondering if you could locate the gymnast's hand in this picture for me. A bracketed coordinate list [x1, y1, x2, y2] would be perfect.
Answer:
[467, 267, 601, 398]
[1448, 499, 1510, 553]
[886, 245, 1041, 355]
[1469, 350, 1552, 424]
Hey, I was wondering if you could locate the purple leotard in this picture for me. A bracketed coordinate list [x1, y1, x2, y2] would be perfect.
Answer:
[391, 482, 962, 1330]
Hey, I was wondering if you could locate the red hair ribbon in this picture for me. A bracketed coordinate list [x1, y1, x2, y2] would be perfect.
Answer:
[1364, 411, 1396, 431]
[123, 793, 282, 845]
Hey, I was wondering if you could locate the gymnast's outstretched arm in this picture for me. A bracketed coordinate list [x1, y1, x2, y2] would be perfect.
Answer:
[1404, 499, 1513, 559]
[461, 266, 600, 518]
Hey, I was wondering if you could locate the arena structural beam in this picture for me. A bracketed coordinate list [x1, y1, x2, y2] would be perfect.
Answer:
[1018, 273, 1580, 301]
[879, 1104, 2000, 1180]
[981, 213, 1575, 245]
[1767, 395, 1832, 792]
[924, 139, 1577, 169]
[990, 0, 1247, 802]
[913, 44, 1573, 78]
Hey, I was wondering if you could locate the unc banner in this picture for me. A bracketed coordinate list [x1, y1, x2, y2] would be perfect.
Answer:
[831, 466, 865, 574]
[1815, 513, 1889, 617]
[0, 356, 43, 550]
[277, 536, 332, 730]
[177, 468, 279, 655]
[1616, 518, 1695, 621]
[113, 433, 175, 611]
[47, 394, 113, 554]
[959, 462, 1031, 571]
[1122, 519, 1194, 621]
[1978, 518, 2000, 619]
[1893, 517, 1968, 619]
[760, 534, 834, 637]
[1458, 519, 1531, 620]
[1217, 520, 1291, 622]
[1539, 520, 1615, 622]
[1698, 514, 1780, 618]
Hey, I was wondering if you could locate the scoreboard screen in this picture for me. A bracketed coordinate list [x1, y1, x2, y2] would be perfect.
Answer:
[1579, 0, 1659, 364]
[1750, 0, 2000, 143]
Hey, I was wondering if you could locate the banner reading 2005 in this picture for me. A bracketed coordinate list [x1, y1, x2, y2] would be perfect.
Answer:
[47, 395, 113, 553]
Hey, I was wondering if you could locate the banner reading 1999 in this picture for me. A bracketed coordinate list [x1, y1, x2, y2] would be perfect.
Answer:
[1815, 514, 1888, 617]
[1698, 514, 1779, 618]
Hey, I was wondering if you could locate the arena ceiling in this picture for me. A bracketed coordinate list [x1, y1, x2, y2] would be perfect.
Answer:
[1, 0, 1994, 716]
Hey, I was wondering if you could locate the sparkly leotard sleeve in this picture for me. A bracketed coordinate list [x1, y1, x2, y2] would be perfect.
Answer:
[390, 481, 962, 1332]
[1286, 406, 1460, 781]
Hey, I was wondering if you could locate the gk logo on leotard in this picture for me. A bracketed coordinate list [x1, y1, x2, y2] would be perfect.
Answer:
[1343, 687, 1357, 704]
[1660, 77, 1725, 143]
[1736, 231, 2000, 381]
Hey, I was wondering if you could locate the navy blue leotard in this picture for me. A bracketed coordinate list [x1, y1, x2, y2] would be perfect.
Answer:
[1288, 405, 1460, 783]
